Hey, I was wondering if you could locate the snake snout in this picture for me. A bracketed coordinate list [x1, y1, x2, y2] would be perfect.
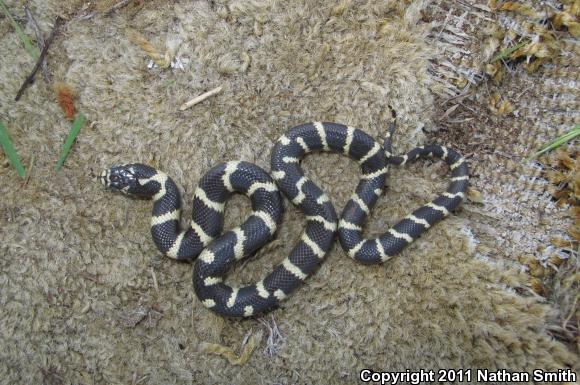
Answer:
[98, 169, 109, 186]
[103, 165, 139, 193]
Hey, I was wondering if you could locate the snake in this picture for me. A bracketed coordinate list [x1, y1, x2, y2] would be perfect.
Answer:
[99, 121, 469, 317]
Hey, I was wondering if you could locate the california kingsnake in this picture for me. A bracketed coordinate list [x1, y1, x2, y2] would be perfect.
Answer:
[100, 121, 468, 317]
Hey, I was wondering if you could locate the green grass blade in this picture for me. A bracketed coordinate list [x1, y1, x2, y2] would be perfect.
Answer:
[55, 113, 86, 171]
[490, 40, 530, 63]
[0, 0, 40, 59]
[0, 121, 26, 178]
[527, 125, 580, 160]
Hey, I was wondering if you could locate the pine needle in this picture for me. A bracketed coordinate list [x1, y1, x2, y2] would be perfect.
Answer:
[527, 125, 580, 160]
[0, 0, 40, 59]
[24, 153, 35, 184]
[0, 121, 26, 178]
[55, 113, 86, 171]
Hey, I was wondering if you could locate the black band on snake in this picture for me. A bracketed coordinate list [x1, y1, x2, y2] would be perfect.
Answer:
[100, 121, 469, 317]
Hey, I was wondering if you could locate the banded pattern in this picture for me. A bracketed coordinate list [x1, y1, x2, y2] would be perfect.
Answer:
[99, 162, 282, 264]
[337, 122, 469, 264]
[101, 121, 469, 317]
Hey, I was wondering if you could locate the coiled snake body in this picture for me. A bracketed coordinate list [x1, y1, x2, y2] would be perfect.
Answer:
[100, 122, 468, 317]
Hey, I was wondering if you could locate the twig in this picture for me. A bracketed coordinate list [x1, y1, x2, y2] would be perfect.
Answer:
[15, 16, 63, 101]
[79, 271, 101, 284]
[562, 293, 579, 330]
[149, 267, 159, 292]
[436, 8, 453, 40]
[456, 0, 489, 12]
[105, 0, 132, 16]
[443, 91, 473, 104]
[179, 86, 223, 111]
[514, 84, 534, 100]
[438, 104, 460, 121]
[24, 5, 49, 83]
[258, 315, 285, 357]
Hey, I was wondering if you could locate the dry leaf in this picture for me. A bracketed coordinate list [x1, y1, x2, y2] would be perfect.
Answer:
[561, 0, 580, 16]
[511, 41, 557, 60]
[331, 0, 349, 17]
[552, 11, 580, 37]
[127, 29, 171, 68]
[499, 2, 541, 18]
[529, 278, 544, 295]
[551, 237, 573, 248]
[556, 149, 575, 170]
[453, 77, 468, 88]
[569, 224, 580, 241]
[485, 62, 504, 82]
[523, 58, 548, 73]
[548, 254, 566, 266]
[546, 170, 569, 185]
[440, 104, 459, 121]
[488, 93, 514, 115]
[467, 187, 484, 203]
[201, 331, 263, 365]
[55, 83, 76, 121]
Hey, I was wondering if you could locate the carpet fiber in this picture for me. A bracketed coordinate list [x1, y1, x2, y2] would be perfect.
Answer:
[0, 0, 577, 383]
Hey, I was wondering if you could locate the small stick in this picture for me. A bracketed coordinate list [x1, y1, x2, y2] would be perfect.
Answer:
[24, 5, 49, 83]
[179, 86, 223, 111]
[15, 16, 62, 101]
[105, 0, 132, 16]
[149, 267, 159, 292]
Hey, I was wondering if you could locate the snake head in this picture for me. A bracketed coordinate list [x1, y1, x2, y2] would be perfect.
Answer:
[99, 163, 160, 196]
[99, 165, 138, 194]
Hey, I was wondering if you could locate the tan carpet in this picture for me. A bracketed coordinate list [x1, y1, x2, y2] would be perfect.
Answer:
[0, 0, 577, 383]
